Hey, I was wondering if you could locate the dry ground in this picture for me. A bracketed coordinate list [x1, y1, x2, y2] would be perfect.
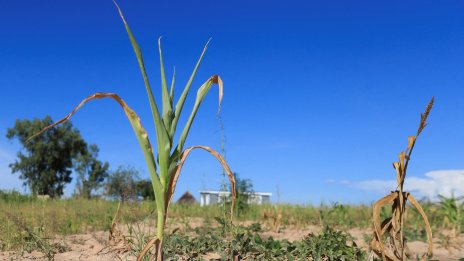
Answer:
[1, 218, 463, 260]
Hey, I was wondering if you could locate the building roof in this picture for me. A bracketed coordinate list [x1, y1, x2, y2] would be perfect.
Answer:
[177, 191, 197, 205]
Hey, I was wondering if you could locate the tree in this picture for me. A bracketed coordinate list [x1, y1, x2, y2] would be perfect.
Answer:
[136, 179, 155, 200]
[234, 173, 254, 213]
[6, 116, 87, 198]
[225, 173, 253, 214]
[74, 144, 109, 199]
[106, 166, 139, 202]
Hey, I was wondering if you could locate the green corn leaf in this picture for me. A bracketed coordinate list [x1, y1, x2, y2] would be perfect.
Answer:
[170, 39, 211, 138]
[114, 3, 162, 131]
[114, 2, 171, 189]
[170, 67, 175, 105]
[176, 75, 223, 154]
[158, 38, 173, 133]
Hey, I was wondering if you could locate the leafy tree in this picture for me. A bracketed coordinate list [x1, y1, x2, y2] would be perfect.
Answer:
[6, 116, 87, 197]
[136, 179, 155, 200]
[106, 166, 139, 202]
[74, 144, 109, 199]
[234, 173, 254, 213]
[224, 173, 253, 214]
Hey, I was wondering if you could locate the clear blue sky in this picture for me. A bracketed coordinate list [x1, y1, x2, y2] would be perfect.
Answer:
[1, 1, 463, 204]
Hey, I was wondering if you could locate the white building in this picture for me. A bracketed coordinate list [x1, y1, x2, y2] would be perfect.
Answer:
[199, 190, 272, 206]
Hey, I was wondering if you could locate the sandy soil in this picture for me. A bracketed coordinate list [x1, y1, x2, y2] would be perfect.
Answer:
[1, 219, 463, 260]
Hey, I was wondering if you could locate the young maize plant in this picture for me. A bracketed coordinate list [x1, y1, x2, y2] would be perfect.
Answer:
[370, 97, 434, 261]
[29, 3, 236, 260]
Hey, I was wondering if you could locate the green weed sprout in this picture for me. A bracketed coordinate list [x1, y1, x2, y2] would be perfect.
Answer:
[29, 2, 236, 260]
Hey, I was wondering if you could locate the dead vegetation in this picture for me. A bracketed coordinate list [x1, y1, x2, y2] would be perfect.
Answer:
[371, 97, 434, 261]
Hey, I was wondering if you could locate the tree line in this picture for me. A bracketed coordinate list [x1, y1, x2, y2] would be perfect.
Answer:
[6, 116, 154, 200]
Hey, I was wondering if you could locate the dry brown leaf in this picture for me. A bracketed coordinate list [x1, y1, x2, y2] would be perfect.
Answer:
[166, 145, 236, 221]
[109, 200, 122, 241]
[407, 136, 415, 151]
[372, 192, 399, 261]
[211, 75, 224, 116]
[137, 237, 159, 261]
[371, 97, 434, 261]
[407, 193, 433, 258]
[27, 92, 154, 155]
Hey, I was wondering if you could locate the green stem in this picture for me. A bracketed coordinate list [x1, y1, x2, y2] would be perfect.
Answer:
[156, 209, 165, 260]
[157, 210, 164, 238]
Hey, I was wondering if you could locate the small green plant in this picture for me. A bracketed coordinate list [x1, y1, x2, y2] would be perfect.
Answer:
[124, 220, 156, 261]
[438, 193, 463, 236]
[28, 2, 236, 260]
[156, 219, 366, 260]
[295, 226, 366, 260]
[435, 193, 464, 252]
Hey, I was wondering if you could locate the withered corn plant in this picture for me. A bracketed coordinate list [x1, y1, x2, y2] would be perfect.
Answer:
[29, 2, 236, 260]
[370, 97, 434, 261]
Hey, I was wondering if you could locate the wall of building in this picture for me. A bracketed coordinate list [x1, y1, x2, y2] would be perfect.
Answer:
[200, 191, 271, 206]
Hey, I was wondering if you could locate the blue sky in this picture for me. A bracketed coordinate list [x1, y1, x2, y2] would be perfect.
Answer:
[1, 1, 464, 204]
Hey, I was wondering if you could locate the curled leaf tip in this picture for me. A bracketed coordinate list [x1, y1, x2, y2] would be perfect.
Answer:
[211, 75, 223, 115]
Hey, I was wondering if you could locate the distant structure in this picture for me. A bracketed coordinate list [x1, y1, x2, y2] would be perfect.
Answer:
[199, 190, 271, 206]
[177, 191, 197, 205]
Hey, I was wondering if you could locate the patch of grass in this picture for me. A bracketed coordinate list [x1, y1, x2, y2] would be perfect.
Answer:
[1, 192, 462, 260]
[0, 196, 154, 251]
[1, 209, 69, 260]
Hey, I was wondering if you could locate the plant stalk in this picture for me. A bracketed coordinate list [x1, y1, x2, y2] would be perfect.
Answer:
[156, 209, 164, 261]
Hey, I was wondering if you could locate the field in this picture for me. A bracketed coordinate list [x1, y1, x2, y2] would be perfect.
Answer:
[1, 3, 461, 261]
[0, 191, 463, 260]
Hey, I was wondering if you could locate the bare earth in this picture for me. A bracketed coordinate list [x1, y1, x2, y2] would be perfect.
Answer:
[1, 218, 463, 260]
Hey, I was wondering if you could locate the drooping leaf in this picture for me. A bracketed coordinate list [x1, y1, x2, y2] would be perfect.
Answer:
[176, 75, 223, 154]
[27, 92, 165, 210]
[372, 192, 398, 261]
[137, 237, 160, 261]
[166, 145, 235, 221]
[407, 193, 433, 258]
